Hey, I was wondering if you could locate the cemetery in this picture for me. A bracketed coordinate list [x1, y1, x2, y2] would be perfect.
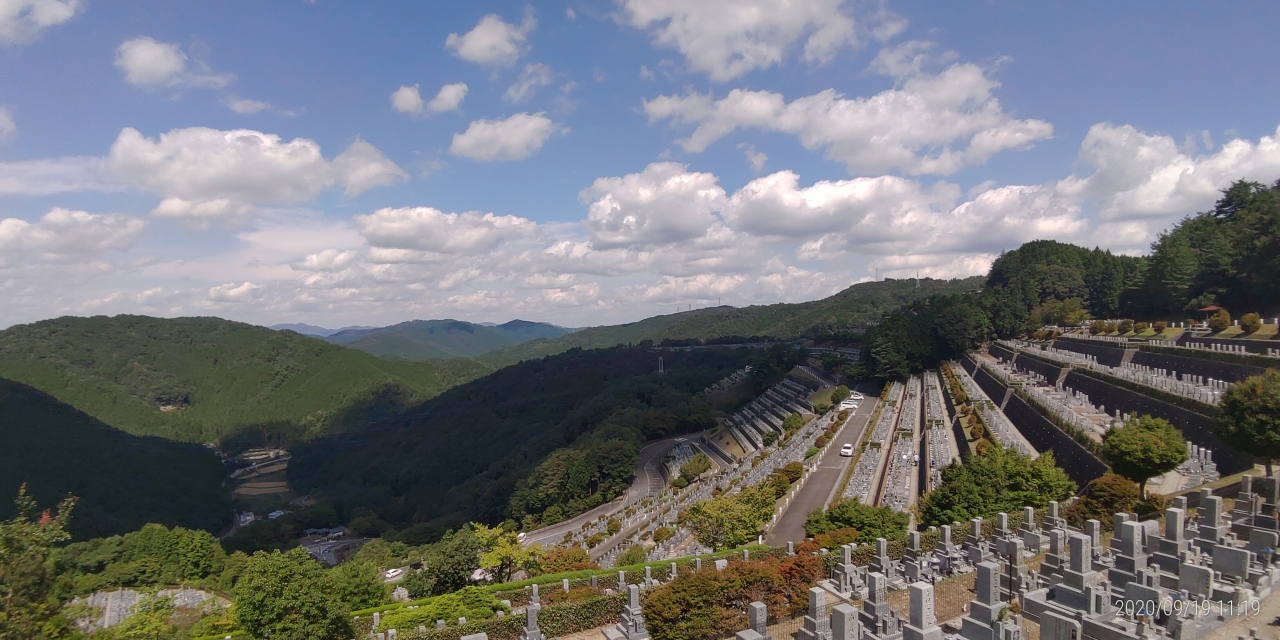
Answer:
[365, 476, 1280, 640]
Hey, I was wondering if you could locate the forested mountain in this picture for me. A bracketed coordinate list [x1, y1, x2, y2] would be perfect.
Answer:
[859, 179, 1280, 378]
[1124, 180, 1280, 317]
[270, 323, 375, 337]
[0, 378, 231, 539]
[289, 344, 804, 542]
[324, 319, 572, 360]
[0, 315, 491, 447]
[482, 277, 985, 366]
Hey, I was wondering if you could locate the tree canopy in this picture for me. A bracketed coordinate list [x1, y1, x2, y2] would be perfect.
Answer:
[1220, 371, 1280, 473]
[0, 486, 76, 639]
[919, 446, 1076, 527]
[234, 548, 353, 640]
[1101, 416, 1188, 497]
[804, 500, 909, 542]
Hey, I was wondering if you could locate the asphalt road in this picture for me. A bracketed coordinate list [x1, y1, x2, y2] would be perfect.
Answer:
[764, 391, 880, 546]
[520, 433, 686, 548]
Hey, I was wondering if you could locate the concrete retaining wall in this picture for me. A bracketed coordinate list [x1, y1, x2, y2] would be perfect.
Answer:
[1130, 349, 1266, 383]
[1001, 394, 1108, 488]
[1177, 334, 1280, 357]
[972, 366, 1012, 409]
[1061, 370, 1250, 474]
[988, 342, 1018, 363]
[1051, 339, 1130, 367]
[1011, 352, 1070, 386]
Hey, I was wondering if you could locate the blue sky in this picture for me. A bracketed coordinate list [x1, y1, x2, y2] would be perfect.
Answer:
[1, 1, 1278, 329]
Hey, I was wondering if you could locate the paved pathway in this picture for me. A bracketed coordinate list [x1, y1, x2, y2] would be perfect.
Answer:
[765, 390, 879, 546]
[521, 434, 685, 548]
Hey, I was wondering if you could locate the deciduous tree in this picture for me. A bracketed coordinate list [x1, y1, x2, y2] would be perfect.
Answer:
[234, 548, 353, 640]
[1101, 416, 1188, 498]
[1220, 372, 1280, 474]
[0, 486, 76, 640]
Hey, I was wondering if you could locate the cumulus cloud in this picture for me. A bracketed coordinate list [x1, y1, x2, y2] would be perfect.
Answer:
[0, 208, 145, 260]
[208, 281, 262, 302]
[505, 63, 552, 103]
[580, 162, 725, 248]
[330, 138, 409, 196]
[449, 113, 555, 161]
[0, 0, 81, 44]
[150, 197, 254, 229]
[427, 83, 468, 112]
[390, 85, 424, 115]
[355, 207, 539, 254]
[445, 9, 536, 68]
[645, 47, 1053, 176]
[225, 97, 272, 114]
[105, 127, 405, 213]
[114, 37, 232, 88]
[617, 0, 858, 81]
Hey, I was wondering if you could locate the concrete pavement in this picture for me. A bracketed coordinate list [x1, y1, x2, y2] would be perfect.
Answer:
[764, 391, 880, 546]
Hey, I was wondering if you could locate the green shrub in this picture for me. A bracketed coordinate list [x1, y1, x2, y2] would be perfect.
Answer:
[1153, 321, 1167, 333]
[617, 544, 647, 567]
[379, 587, 507, 631]
[1241, 312, 1262, 333]
[1209, 309, 1232, 331]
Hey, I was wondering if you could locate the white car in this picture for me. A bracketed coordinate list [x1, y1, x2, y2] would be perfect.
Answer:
[840, 443, 855, 457]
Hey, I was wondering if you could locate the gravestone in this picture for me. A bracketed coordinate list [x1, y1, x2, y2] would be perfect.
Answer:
[795, 587, 832, 640]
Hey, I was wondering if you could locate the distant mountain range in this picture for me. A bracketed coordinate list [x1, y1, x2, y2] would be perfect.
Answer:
[270, 323, 376, 337]
[481, 276, 985, 366]
[275, 318, 576, 360]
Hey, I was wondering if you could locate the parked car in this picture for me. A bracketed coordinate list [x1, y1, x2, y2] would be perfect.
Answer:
[840, 443, 855, 457]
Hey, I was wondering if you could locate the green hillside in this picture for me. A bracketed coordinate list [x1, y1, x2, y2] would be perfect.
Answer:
[325, 319, 571, 360]
[288, 344, 802, 542]
[0, 315, 492, 447]
[482, 276, 985, 366]
[0, 377, 232, 539]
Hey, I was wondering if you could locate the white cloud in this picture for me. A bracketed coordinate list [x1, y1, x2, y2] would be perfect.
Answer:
[150, 197, 254, 229]
[449, 113, 555, 161]
[0, 0, 81, 44]
[427, 83, 469, 112]
[390, 84, 424, 115]
[740, 144, 766, 171]
[504, 63, 552, 103]
[299, 248, 359, 272]
[0, 106, 14, 140]
[0, 208, 145, 260]
[225, 97, 272, 114]
[330, 138, 409, 196]
[580, 162, 725, 248]
[106, 127, 404, 212]
[617, 0, 857, 81]
[445, 9, 536, 68]
[639, 65, 655, 80]
[355, 207, 538, 254]
[208, 281, 262, 302]
[645, 47, 1053, 176]
[114, 37, 232, 89]
[0, 156, 116, 195]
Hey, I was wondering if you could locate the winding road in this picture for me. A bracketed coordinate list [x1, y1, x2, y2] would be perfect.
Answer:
[520, 433, 687, 549]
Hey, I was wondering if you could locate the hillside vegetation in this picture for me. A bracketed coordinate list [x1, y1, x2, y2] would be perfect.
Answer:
[325, 319, 571, 360]
[482, 277, 984, 366]
[860, 179, 1280, 377]
[289, 344, 804, 542]
[0, 315, 492, 447]
[0, 378, 231, 539]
